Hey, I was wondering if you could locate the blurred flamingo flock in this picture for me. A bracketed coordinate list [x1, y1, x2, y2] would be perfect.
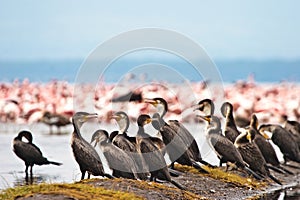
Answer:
[0, 79, 299, 126]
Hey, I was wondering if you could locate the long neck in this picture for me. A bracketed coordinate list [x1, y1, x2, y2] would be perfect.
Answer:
[118, 118, 129, 134]
[207, 123, 222, 135]
[225, 109, 237, 129]
[72, 120, 82, 138]
[157, 103, 167, 118]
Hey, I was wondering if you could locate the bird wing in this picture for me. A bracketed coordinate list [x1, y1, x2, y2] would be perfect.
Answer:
[102, 144, 136, 173]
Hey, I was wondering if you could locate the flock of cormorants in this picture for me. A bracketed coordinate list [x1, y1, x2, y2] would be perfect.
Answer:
[12, 97, 300, 190]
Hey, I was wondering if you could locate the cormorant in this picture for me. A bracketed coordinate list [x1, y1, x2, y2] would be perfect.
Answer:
[13, 130, 62, 176]
[151, 113, 208, 173]
[91, 129, 138, 179]
[71, 112, 114, 180]
[145, 98, 214, 168]
[282, 116, 300, 150]
[234, 129, 282, 185]
[193, 98, 215, 116]
[249, 115, 293, 174]
[259, 124, 300, 164]
[198, 115, 262, 180]
[136, 114, 185, 190]
[39, 111, 71, 134]
[221, 102, 240, 143]
[110, 111, 148, 180]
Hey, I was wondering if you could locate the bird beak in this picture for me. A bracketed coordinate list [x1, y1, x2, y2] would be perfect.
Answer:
[192, 104, 202, 112]
[197, 115, 211, 123]
[143, 98, 157, 107]
[84, 113, 98, 120]
[90, 137, 99, 147]
[111, 114, 120, 120]
[261, 132, 270, 140]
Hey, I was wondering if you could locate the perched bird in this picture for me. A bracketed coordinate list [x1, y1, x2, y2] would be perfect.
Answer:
[39, 111, 71, 134]
[71, 112, 114, 180]
[145, 98, 214, 168]
[234, 129, 282, 185]
[136, 114, 185, 190]
[151, 112, 208, 173]
[13, 130, 62, 176]
[91, 129, 139, 179]
[198, 115, 262, 180]
[259, 124, 300, 164]
[249, 115, 293, 174]
[221, 102, 240, 143]
[282, 116, 300, 150]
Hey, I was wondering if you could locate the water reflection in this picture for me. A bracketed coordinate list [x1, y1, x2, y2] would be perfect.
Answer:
[257, 186, 300, 200]
[13, 172, 60, 187]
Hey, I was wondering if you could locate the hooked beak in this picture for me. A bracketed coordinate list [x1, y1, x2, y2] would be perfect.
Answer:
[192, 104, 203, 112]
[196, 115, 211, 123]
[111, 114, 120, 120]
[84, 113, 98, 120]
[143, 98, 157, 107]
[90, 137, 99, 148]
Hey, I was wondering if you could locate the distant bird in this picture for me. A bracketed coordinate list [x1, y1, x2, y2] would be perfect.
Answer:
[259, 124, 300, 164]
[112, 91, 142, 102]
[71, 112, 114, 180]
[39, 111, 71, 134]
[145, 98, 214, 168]
[198, 115, 262, 180]
[91, 129, 139, 179]
[136, 114, 185, 190]
[13, 130, 62, 176]
[221, 102, 240, 143]
[234, 129, 282, 185]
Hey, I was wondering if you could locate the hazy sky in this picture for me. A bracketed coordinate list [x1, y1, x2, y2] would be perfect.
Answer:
[0, 1, 300, 60]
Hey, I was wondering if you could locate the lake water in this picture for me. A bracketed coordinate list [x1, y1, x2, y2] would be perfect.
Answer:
[0, 122, 299, 199]
[0, 121, 217, 190]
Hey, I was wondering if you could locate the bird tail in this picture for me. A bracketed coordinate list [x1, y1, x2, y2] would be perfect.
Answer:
[244, 166, 263, 180]
[192, 161, 209, 174]
[277, 165, 294, 175]
[168, 168, 183, 177]
[48, 161, 63, 166]
[268, 174, 282, 185]
[265, 164, 286, 174]
[199, 159, 217, 168]
[170, 180, 186, 190]
[104, 173, 115, 179]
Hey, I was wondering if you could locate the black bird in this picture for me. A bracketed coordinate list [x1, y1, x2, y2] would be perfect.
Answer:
[145, 98, 214, 168]
[249, 115, 293, 174]
[259, 124, 300, 164]
[110, 111, 149, 180]
[282, 116, 300, 150]
[13, 130, 62, 176]
[91, 129, 139, 179]
[234, 129, 282, 185]
[198, 115, 262, 180]
[39, 111, 71, 134]
[221, 102, 240, 143]
[152, 113, 208, 173]
[136, 114, 185, 190]
[71, 112, 114, 180]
